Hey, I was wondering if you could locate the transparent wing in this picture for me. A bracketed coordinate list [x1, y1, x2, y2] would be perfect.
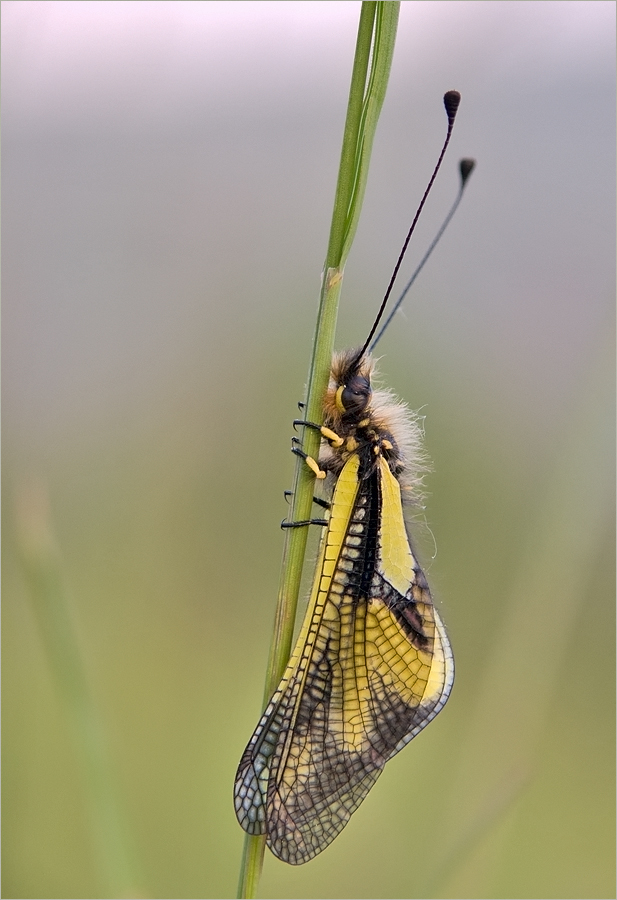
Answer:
[234, 456, 453, 865]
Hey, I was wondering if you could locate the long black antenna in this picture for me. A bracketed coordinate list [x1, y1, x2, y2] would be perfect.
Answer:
[360, 90, 462, 358]
[369, 157, 475, 352]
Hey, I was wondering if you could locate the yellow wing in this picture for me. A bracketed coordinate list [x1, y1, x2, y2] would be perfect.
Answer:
[234, 454, 453, 865]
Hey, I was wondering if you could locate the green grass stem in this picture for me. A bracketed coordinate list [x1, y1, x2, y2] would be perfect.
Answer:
[236, 3, 400, 897]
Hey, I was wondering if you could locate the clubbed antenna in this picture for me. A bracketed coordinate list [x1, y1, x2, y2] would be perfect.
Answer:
[369, 157, 475, 351]
[361, 90, 463, 357]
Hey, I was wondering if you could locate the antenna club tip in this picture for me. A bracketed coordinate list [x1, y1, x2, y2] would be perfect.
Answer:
[459, 158, 476, 186]
[443, 90, 461, 122]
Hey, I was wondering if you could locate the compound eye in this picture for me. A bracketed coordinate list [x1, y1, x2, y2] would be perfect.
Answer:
[341, 375, 371, 414]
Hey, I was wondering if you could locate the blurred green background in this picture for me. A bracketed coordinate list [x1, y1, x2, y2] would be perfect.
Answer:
[2, 2, 615, 898]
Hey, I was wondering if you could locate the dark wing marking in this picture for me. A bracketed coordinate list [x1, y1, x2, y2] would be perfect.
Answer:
[234, 455, 453, 864]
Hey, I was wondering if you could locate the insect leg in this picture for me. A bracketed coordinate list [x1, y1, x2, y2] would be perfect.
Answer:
[293, 419, 344, 448]
[312, 496, 331, 510]
[281, 492, 329, 525]
[284, 490, 330, 510]
[291, 438, 326, 480]
[280, 517, 328, 529]
[282, 437, 332, 527]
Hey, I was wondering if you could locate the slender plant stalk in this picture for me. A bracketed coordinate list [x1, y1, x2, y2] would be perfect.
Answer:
[15, 482, 141, 899]
[236, 3, 400, 897]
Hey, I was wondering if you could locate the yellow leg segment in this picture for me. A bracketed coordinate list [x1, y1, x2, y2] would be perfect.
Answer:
[304, 455, 327, 479]
[320, 426, 344, 448]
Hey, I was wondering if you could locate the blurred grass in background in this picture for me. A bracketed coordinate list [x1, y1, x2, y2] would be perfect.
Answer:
[2, 2, 615, 898]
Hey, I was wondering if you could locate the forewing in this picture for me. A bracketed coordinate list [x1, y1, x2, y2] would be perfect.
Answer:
[233, 455, 360, 845]
[234, 455, 453, 865]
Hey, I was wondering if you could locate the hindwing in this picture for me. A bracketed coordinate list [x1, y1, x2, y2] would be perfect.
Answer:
[234, 453, 453, 864]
